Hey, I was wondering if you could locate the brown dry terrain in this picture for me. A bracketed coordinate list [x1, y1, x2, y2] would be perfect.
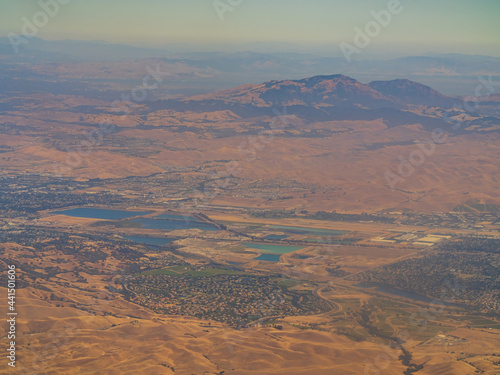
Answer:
[3, 287, 411, 375]
[2, 207, 499, 374]
[2, 233, 499, 375]
[0, 75, 499, 213]
[1, 73, 499, 375]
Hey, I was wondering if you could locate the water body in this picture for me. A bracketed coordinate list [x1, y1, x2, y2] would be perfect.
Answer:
[124, 236, 174, 246]
[243, 243, 304, 254]
[268, 225, 347, 236]
[54, 208, 218, 232]
[53, 208, 152, 220]
[155, 214, 195, 221]
[254, 253, 282, 262]
[245, 243, 304, 262]
[133, 218, 219, 231]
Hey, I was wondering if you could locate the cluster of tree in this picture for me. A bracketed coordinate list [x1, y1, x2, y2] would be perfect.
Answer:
[439, 236, 500, 254]
[352, 243, 500, 313]
[0, 191, 124, 214]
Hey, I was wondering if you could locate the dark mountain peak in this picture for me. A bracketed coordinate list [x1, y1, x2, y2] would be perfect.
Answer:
[203, 74, 394, 108]
[370, 78, 434, 93]
[183, 74, 454, 115]
[369, 79, 455, 107]
[297, 74, 357, 83]
[262, 74, 357, 87]
[154, 74, 466, 129]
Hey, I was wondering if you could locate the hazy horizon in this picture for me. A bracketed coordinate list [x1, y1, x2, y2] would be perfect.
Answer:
[1, 0, 499, 59]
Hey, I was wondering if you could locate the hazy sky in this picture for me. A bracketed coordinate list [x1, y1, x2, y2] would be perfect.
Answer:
[1, 0, 499, 57]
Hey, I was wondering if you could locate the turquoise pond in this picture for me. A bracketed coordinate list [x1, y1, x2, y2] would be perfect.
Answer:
[254, 253, 282, 262]
[53, 208, 152, 220]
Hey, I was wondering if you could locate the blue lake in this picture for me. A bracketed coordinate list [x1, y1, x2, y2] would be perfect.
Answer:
[133, 218, 219, 231]
[155, 214, 195, 221]
[53, 208, 152, 220]
[53, 208, 219, 232]
[124, 236, 175, 246]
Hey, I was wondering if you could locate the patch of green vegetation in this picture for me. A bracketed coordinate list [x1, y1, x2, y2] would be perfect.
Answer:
[290, 324, 310, 330]
[466, 317, 500, 328]
[273, 278, 300, 289]
[261, 318, 280, 325]
[137, 268, 182, 276]
[337, 327, 369, 342]
[137, 266, 245, 277]
[398, 321, 455, 342]
[387, 299, 413, 309]
[453, 199, 500, 213]
[453, 204, 476, 213]
[184, 268, 245, 277]
[377, 322, 395, 337]
[390, 316, 411, 326]
[226, 245, 252, 253]
[329, 298, 362, 313]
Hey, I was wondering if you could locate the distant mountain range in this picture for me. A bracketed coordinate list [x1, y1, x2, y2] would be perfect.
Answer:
[1, 37, 499, 95]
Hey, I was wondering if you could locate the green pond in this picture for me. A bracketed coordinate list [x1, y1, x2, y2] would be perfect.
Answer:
[254, 254, 282, 262]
